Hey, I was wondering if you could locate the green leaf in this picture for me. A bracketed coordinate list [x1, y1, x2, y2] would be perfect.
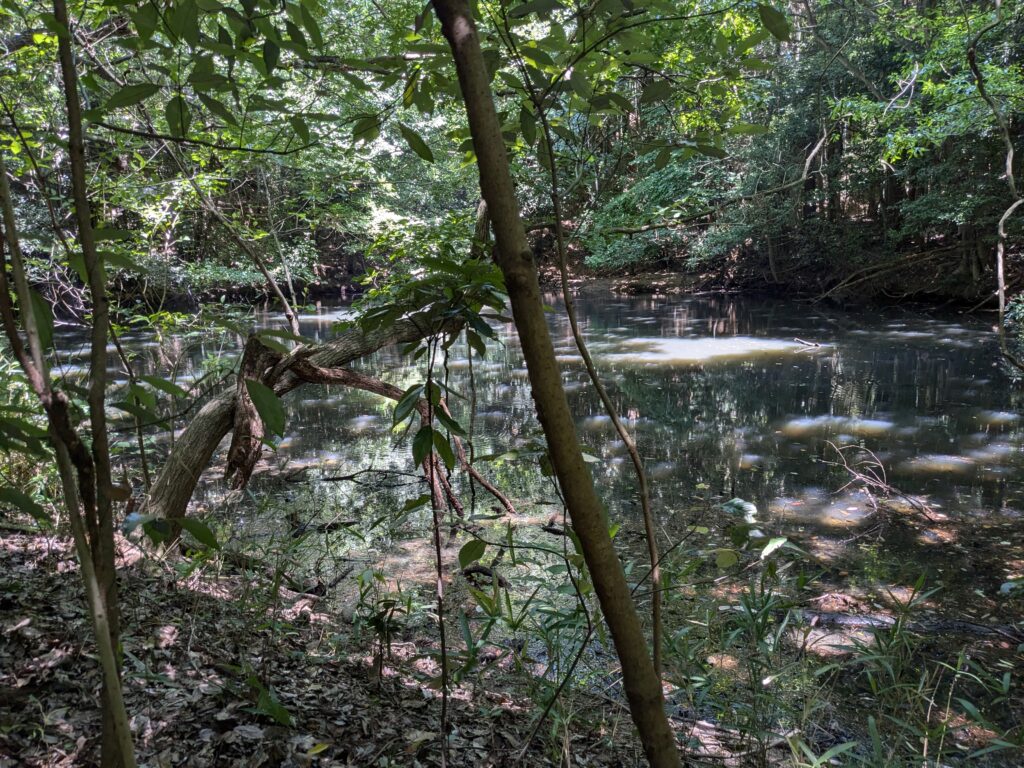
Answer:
[197, 93, 239, 126]
[714, 549, 739, 569]
[728, 123, 770, 135]
[93, 228, 133, 242]
[412, 425, 433, 466]
[398, 123, 434, 162]
[969, 740, 1016, 759]
[256, 685, 293, 725]
[815, 743, 857, 764]
[757, 4, 791, 42]
[519, 106, 536, 146]
[132, 4, 159, 40]
[168, 0, 199, 44]
[139, 374, 189, 399]
[29, 290, 53, 351]
[520, 45, 554, 69]
[38, 12, 69, 39]
[165, 95, 191, 138]
[0, 487, 49, 523]
[466, 330, 487, 358]
[509, 0, 563, 19]
[393, 384, 424, 426]
[640, 80, 673, 104]
[352, 115, 380, 143]
[263, 39, 280, 74]
[695, 144, 727, 159]
[104, 83, 160, 110]
[569, 70, 592, 98]
[433, 429, 456, 470]
[289, 116, 309, 143]
[180, 518, 220, 549]
[244, 379, 286, 437]
[102, 251, 138, 271]
[957, 698, 992, 727]
[736, 29, 772, 54]
[112, 399, 165, 428]
[760, 536, 787, 559]
[402, 494, 431, 511]
[459, 539, 486, 568]
[299, 4, 323, 49]
[435, 408, 466, 437]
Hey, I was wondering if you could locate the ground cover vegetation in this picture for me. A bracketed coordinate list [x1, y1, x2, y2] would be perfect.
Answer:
[0, 0, 1023, 766]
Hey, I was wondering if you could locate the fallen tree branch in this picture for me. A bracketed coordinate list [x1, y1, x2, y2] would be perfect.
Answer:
[814, 246, 955, 301]
[144, 314, 459, 526]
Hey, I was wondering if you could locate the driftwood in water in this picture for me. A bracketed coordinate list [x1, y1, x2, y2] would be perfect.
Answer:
[145, 315, 456, 528]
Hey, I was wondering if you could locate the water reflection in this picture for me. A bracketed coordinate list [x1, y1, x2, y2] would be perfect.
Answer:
[67, 293, 1024, 550]
[601, 336, 813, 364]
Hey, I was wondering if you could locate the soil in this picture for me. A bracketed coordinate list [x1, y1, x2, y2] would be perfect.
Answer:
[0, 529, 668, 767]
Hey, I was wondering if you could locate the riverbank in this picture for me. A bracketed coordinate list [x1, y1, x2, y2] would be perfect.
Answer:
[4, 479, 1022, 767]
[538, 259, 1012, 314]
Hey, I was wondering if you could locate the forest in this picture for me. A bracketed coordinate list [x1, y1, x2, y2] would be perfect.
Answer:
[0, 0, 1022, 766]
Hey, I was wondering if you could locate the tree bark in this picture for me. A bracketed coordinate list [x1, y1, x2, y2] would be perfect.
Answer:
[0, 163, 137, 768]
[432, 2, 680, 765]
[51, 1, 131, 762]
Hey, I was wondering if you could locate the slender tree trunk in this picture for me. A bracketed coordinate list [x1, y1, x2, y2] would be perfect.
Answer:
[433, 2, 680, 765]
[529, 98, 664, 676]
[260, 168, 302, 316]
[0, 164, 137, 768]
[51, 1, 131, 763]
[966, 0, 1019, 329]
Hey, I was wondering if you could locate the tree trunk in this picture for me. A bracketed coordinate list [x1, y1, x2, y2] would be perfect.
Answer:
[52, 0, 131, 762]
[432, 2, 680, 765]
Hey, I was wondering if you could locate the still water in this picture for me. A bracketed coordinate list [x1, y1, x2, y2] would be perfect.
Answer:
[64, 291, 1024, 575]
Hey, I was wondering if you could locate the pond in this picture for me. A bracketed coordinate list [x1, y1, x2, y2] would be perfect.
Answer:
[62, 289, 1024, 603]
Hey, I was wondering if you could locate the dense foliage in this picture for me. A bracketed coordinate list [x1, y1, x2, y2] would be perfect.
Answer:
[1, 1, 1023, 766]
[1, 0, 1017, 308]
